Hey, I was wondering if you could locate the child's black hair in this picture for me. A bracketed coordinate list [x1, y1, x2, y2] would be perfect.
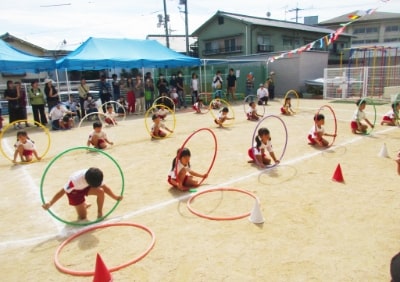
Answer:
[106, 105, 113, 110]
[221, 107, 229, 113]
[255, 127, 270, 148]
[356, 99, 366, 106]
[171, 148, 191, 170]
[314, 113, 325, 121]
[93, 121, 102, 128]
[152, 114, 159, 120]
[85, 167, 103, 187]
[249, 101, 255, 107]
[16, 130, 28, 138]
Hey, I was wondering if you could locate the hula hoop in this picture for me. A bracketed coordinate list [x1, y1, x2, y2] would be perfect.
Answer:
[243, 95, 266, 118]
[144, 104, 176, 139]
[209, 98, 235, 126]
[78, 112, 115, 128]
[176, 128, 217, 187]
[0, 119, 51, 163]
[358, 97, 377, 135]
[54, 222, 155, 276]
[250, 115, 288, 169]
[187, 187, 258, 220]
[98, 101, 127, 122]
[315, 105, 337, 147]
[40, 146, 124, 226]
[152, 96, 176, 112]
[283, 90, 300, 113]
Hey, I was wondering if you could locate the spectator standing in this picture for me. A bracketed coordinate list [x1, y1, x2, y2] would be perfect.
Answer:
[44, 78, 59, 113]
[126, 77, 135, 114]
[4, 80, 21, 128]
[99, 75, 111, 112]
[111, 74, 121, 101]
[28, 80, 47, 126]
[176, 71, 186, 108]
[266, 71, 275, 100]
[212, 70, 223, 99]
[134, 75, 145, 114]
[144, 72, 155, 111]
[78, 77, 90, 118]
[156, 74, 169, 97]
[245, 72, 255, 98]
[226, 68, 237, 100]
[15, 82, 29, 127]
[190, 73, 199, 105]
[169, 73, 177, 90]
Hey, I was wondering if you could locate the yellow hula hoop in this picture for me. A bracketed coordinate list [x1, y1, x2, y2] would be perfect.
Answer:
[144, 104, 176, 139]
[283, 89, 300, 113]
[0, 119, 51, 163]
[98, 101, 127, 122]
[209, 98, 235, 126]
[152, 96, 176, 112]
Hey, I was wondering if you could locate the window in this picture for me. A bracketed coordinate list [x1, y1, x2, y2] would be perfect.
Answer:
[224, 39, 236, 52]
[282, 38, 300, 50]
[353, 28, 365, 34]
[366, 27, 378, 33]
[257, 35, 271, 45]
[352, 40, 365, 44]
[365, 39, 379, 43]
[385, 25, 399, 32]
[384, 38, 400, 43]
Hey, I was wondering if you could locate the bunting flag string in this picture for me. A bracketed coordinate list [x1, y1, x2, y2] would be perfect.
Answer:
[267, 0, 391, 64]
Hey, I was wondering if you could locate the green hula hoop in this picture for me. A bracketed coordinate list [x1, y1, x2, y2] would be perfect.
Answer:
[40, 146, 124, 226]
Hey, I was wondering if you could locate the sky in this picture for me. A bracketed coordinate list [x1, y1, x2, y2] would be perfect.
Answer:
[0, 0, 399, 52]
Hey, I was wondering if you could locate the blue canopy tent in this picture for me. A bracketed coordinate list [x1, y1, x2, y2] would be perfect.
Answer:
[56, 37, 201, 70]
[0, 39, 56, 72]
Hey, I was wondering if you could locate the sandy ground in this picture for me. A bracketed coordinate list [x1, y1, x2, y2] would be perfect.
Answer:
[0, 98, 399, 281]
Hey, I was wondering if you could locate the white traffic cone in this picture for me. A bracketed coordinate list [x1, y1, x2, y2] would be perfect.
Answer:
[249, 199, 264, 224]
[379, 143, 389, 158]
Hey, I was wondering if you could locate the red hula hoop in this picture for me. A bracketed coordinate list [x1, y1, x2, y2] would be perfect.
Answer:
[54, 222, 156, 276]
[187, 187, 258, 220]
[316, 105, 337, 147]
[175, 128, 218, 187]
[250, 115, 288, 169]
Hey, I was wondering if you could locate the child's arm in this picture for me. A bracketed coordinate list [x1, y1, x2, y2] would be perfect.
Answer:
[105, 138, 114, 145]
[42, 188, 65, 210]
[269, 152, 280, 164]
[189, 170, 208, 179]
[13, 149, 19, 163]
[100, 184, 123, 201]
[33, 149, 41, 161]
[365, 118, 374, 128]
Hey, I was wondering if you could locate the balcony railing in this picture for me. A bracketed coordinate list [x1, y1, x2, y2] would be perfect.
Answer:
[203, 45, 242, 56]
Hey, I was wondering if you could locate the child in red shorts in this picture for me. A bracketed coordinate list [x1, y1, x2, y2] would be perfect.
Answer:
[13, 130, 41, 163]
[168, 148, 208, 191]
[42, 167, 122, 220]
[87, 121, 114, 149]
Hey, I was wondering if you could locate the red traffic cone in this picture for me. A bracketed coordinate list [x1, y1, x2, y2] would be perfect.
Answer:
[332, 164, 344, 183]
[93, 253, 113, 282]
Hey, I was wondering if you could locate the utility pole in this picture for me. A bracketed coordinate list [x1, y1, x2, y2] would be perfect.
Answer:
[288, 6, 303, 23]
[180, 0, 189, 55]
[163, 0, 170, 48]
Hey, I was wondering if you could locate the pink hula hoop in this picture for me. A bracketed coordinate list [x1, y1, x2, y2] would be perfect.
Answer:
[54, 222, 155, 276]
[175, 128, 218, 187]
[316, 105, 337, 147]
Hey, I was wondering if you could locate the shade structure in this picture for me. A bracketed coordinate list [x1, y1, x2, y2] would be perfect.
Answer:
[0, 39, 56, 72]
[56, 37, 201, 70]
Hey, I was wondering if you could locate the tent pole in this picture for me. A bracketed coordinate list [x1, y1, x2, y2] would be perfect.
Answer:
[65, 68, 71, 94]
[55, 69, 60, 92]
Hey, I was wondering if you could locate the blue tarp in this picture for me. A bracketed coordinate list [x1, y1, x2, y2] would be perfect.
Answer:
[0, 39, 56, 72]
[56, 37, 201, 70]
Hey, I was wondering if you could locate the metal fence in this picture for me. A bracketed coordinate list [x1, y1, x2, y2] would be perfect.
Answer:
[323, 65, 400, 101]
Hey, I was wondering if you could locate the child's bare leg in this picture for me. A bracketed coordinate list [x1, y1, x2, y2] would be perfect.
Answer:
[17, 146, 25, 161]
[185, 176, 200, 188]
[88, 188, 105, 218]
[75, 203, 88, 220]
